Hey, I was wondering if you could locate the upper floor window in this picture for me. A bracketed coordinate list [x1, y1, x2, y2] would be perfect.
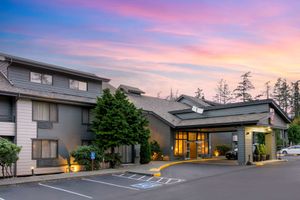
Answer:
[33, 101, 58, 122]
[30, 72, 53, 85]
[69, 79, 87, 91]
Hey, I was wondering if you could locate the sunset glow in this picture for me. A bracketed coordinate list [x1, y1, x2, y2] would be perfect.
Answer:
[1, 0, 300, 99]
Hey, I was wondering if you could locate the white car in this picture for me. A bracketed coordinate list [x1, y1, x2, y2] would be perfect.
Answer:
[280, 145, 300, 155]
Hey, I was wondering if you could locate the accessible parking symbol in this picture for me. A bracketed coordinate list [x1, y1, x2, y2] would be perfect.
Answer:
[131, 182, 162, 189]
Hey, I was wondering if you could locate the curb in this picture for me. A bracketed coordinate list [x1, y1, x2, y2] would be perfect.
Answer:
[0, 168, 129, 187]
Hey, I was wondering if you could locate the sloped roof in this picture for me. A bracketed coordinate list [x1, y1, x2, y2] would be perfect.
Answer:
[0, 73, 96, 105]
[176, 113, 270, 128]
[0, 53, 110, 82]
[127, 93, 189, 127]
[177, 94, 218, 107]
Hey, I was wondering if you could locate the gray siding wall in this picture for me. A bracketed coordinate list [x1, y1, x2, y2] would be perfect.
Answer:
[176, 104, 269, 120]
[8, 65, 102, 99]
[147, 114, 172, 159]
[37, 104, 94, 167]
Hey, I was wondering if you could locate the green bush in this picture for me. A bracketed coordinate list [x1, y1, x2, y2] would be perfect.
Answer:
[71, 145, 103, 171]
[259, 144, 267, 155]
[140, 140, 151, 164]
[215, 145, 231, 156]
[104, 153, 121, 168]
[0, 138, 21, 177]
[150, 140, 163, 161]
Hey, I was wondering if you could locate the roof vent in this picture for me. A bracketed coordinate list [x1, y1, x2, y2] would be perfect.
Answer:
[118, 84, 145, 95]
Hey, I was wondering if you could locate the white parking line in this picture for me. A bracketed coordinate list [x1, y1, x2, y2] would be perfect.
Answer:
[165, 178, 173, 184]
[156, 177, 164, 183]
[146, 177, 153, 181]
[128, 174, 136, 178]
[0, 197, 6, 200]
[38, 183, 93, 199]
[137, 175, 146, 180]
[82, 178, 140, 191]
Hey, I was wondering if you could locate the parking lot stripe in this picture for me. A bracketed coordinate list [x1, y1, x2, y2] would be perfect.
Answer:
[156, 178, 163, 183]
[146, 177, 153, 181]
[38, 183, 93, 199]
[137, 175, 146, 180]
[0, 197, 5, 200]
[128, 174, 136, 178]
[82, 178, 140, 191]
[165, 178, 173, 184]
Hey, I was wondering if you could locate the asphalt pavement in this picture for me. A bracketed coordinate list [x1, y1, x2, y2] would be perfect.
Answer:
[1, 156, 300, 200]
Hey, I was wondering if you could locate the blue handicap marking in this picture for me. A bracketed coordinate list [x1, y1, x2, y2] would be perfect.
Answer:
[131, 182, 162, 189]
[90, 152, 96, 160]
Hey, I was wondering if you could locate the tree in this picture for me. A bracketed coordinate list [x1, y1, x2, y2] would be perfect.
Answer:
[291, 81, 300, 118]
[195, 88, 205, 99]
[264, 81, 272, 99]
[91, 89, 150, 167]
[233, 72, 255, 102]
[288, 124, 300, 145]
[0, 138, 21, 177]
[166, 88, 179, 101]
[273, 78, 291, 113]
[140, 139, 151, 164]
[214, 79, 232, 104]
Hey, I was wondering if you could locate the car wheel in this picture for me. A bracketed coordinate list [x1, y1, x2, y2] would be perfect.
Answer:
[282, 151, 288, 155]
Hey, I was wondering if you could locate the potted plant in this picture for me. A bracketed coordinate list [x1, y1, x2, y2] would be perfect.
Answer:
[259, 144, 267, 161]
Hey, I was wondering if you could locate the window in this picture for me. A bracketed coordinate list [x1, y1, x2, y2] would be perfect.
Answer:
[69, 79, 87, 91]
[33, 101, 58, 122]
[82, 108, 94, 124]
[30, 72, 52, 85]
[32, 139, 58, 159]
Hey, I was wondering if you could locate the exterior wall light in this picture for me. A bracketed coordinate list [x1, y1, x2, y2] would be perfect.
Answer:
[31, 166, 35, 176]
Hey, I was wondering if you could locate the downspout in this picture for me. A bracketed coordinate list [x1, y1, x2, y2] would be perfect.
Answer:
[13, 93, 20, 177]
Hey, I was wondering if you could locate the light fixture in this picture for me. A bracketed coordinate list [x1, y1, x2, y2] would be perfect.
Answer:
[31, 166, 35, 176]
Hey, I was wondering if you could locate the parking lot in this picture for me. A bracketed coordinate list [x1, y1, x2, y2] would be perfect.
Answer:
[0, 172, 185, 200]
[1, 157, 299, 200]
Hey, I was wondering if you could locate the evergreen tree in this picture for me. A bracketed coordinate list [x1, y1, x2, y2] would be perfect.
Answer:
[92, 89, 150, 166]
[291, 81, 300, 118]
[233, 72, 255, 102]
[273, 78, 291, 113]
[264, 81, 272, 99]
[195, 88, 205, 99]
[214, 79, 232, 104]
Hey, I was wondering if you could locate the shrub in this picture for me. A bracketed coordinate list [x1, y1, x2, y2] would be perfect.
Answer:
[0, 138, 21, 178]
[259, 144, 267, 155]
[71, 145, 103, 171]
[150, 140, 163, 161]
[215, 145, 231, 156]
[104, 153, 121, 168]
[140, 139, 151, 164]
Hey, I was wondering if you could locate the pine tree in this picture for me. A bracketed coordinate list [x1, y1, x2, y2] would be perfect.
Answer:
[92, 89, 150, 165]
[291, 80, 300, 118]
[233, 72, 255, 102]
[273, 78, 291, 113]
[214, 79, 232, 104]
[195, 88, 205, 99]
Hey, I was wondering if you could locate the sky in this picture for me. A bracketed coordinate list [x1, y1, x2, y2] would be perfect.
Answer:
[1, 0, 300, 100]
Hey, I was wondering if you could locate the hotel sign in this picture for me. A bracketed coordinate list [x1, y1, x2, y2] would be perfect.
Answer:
[192, 106, 204, 114]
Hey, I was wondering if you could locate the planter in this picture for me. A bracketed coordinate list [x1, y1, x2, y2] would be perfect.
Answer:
[253, 154, 259, 162]
[261, 155, 266, 161]
[266, 155, 270, 160]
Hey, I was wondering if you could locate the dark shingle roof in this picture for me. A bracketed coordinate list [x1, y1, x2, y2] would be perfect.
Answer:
[0, 53, 110, 82]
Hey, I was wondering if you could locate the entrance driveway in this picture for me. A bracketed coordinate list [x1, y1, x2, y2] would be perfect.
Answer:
[161, 161, 247, 180]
